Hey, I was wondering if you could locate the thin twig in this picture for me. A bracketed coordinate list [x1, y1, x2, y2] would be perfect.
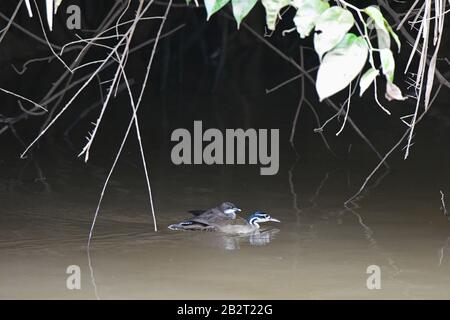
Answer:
[345, 84, 442, 206]
[289, 47, 305, 156]
[0, 0, 24, 44]
[0, 88, 47, 111]
[234, 17, 389, 169]
[440, 190, 448, 217]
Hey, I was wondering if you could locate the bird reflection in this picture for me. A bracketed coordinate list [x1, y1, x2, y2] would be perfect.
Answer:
[218, 228, 280, 251]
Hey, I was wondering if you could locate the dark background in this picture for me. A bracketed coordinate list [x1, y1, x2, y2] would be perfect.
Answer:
[0, 0, 449, 197]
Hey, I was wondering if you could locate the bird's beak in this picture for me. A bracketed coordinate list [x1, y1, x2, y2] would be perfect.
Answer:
[269, 217, 280, 223]
[224, 208, 240, 214]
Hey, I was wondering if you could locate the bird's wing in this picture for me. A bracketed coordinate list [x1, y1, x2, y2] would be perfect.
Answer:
[188, 210, 206, 216]
[169, 220, 216, 231]
[188, 206, 221, 217]
[194, 207, 224, 219]
[215, 217, 247, 226]
[188, 216, 222, 230]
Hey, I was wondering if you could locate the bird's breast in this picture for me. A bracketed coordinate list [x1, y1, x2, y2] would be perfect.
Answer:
[217, 224, 255, 234]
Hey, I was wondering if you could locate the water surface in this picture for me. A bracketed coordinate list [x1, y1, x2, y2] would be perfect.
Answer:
[1, 150, 449, 300]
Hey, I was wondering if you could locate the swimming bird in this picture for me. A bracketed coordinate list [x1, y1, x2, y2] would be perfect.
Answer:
[168, 202, 241, 231]
[188, 202, 241, 220]
[168, 211, 280, 234]
[216, 211, 280, 234]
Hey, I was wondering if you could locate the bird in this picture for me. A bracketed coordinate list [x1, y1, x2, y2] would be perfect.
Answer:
[216, 211, 280, 234]
[188, 202, 241, 220]
[168, 202, 241, 231]
[168, 210, 280, 234]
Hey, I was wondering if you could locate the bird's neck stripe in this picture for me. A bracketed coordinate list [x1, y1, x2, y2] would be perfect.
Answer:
[249, 218, 260, 228]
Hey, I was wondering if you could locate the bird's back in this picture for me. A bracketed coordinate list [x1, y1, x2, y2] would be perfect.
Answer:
[213, 217, 255, 234]
[191, 207, 231, 222]
[168, 209, 233, 231]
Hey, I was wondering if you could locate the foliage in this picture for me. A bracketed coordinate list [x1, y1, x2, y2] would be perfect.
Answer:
[199, 0, 404, 102]
[33, 0, 404, 103]
[315, 33, 368, 101]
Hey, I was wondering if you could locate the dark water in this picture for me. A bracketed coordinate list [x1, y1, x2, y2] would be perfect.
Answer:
[1, 46, 450, 299]
[1, 0, 450, 300]
[1, 123, 450, 299]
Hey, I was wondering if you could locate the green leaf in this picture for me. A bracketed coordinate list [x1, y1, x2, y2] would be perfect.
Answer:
[232, 0, 258, 28]
[385, 82, 407, 101]
[313, 6, 355, 60]
[292, 0, 329, 39]
[262, 0, 291, 30]
[316, 33, 368, 101]
[379, 48, 395, 83]
[375, 25, 390, 50]
[364, 6, 400, 52]
[365, 7, 398, 83]
[385, 20, 401, 52]
[46, 0, 54, 31]
[359, 68, 379, 96]
[363, 6, 386, 33]
[204, 0, 231, 20]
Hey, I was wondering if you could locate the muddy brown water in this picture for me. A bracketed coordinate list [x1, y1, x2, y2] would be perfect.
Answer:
[1, 149, 449, 300]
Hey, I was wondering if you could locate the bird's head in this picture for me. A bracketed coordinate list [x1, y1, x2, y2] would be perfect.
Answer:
[247, 211, 281, 227]
[219, 202, 241, 219]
